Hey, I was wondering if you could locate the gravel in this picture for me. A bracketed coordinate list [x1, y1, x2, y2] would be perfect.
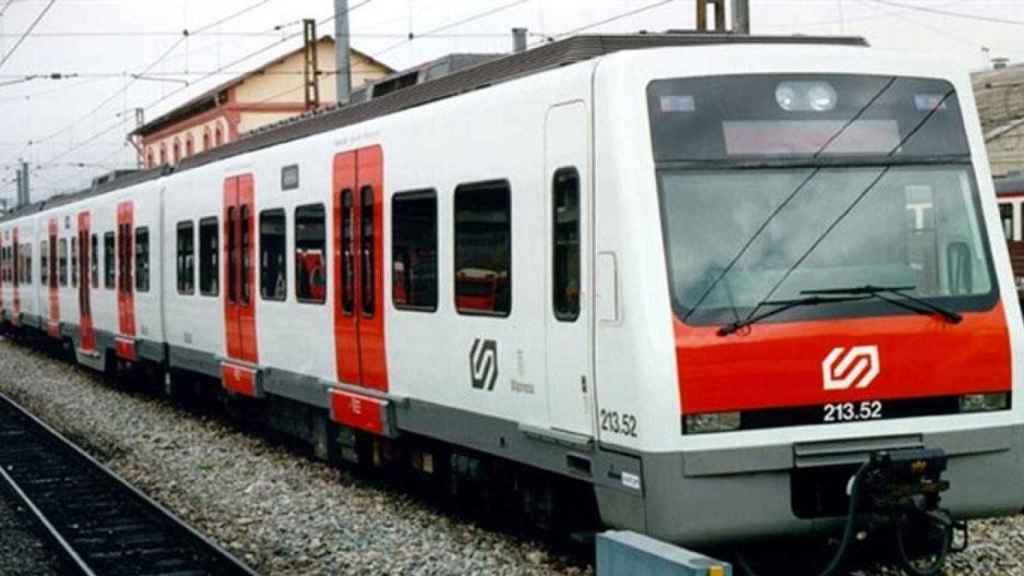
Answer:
[2, 335, 1023, 576]
[0, 490, 66, 576]
[0, 337, 590, 576]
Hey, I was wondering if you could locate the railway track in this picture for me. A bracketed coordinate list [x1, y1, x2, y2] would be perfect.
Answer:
[0, 391, 259, 576]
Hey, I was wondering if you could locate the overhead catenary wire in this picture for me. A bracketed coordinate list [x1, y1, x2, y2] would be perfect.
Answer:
[860, 0, 1024, 26]
[370, 0, 530, 59]
[0, 0, 55, 71]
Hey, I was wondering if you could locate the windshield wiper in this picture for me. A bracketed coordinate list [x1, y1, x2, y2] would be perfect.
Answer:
[801, 285, 963, 324]
[718, 294, 873, 336]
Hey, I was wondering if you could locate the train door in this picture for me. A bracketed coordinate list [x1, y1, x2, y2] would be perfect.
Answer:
[77, 212, 95, 353]
[222, 175, 259, 395]
[544, 102, 595, 437]
[115, 202, 136, 359]
[47, 218, 60, 338]
[332, 146, 388, 391]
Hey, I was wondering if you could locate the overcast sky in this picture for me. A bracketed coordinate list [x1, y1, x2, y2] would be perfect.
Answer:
[1, 0, 1022, 203]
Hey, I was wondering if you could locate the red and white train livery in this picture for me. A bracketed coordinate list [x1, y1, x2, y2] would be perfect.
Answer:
[2, 34, 1023, 546]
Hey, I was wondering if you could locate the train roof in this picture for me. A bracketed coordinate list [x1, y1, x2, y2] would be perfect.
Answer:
[996, 174, 1024, 195]
[1, 32, 868, 225]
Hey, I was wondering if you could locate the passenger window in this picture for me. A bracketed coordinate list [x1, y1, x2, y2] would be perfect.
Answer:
[90, 234, 98, 288]
[240, 206, 251, 304]
[340, 190, 354, 314]
[260, 209, 287, 301]
[553, 168, 581, 322]
[199, 217, 219, 296]
[71, 237, 79, 287]
[104, 232, 115, 289]
[177, 222, 195, 295]
[40, 241, 48, 286]
[135, 227, 150, 293]
[392, 190, 438, 312]
[295, 203, 326, 304]
[59, 239, 68, 287]
[454, 180, 512, 316]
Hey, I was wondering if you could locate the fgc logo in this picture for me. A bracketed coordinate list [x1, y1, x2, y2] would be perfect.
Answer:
[822, 345, 879, 391]
[469, 338, 498, 391]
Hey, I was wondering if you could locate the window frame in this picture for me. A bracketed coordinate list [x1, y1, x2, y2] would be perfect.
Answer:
[199, 217, 219, 297]
[259, 208, 287, 302]
[453, 179, 513, 318]
[391, 189, 438, 313]
[176, 221, 195, 295]
[294, 203, 327, 305]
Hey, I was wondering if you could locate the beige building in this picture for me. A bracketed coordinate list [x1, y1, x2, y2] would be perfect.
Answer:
[132, 37, 392, 169]
[973, 62, 1024, 178]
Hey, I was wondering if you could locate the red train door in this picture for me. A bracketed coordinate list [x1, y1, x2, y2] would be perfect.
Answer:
[332, 146, 388, 392]
[222, 175, 260, 396]
[78, 212, 95, 353]
[47, 218, 60, 338]
[12, 228, 20, 322]
[116, 202, 137, 359]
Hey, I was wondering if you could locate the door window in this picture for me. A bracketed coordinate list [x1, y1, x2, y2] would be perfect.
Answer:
[552, 168, 581, 322]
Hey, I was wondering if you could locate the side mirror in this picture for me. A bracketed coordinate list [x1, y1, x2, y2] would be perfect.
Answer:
[946, 242, 972, 295]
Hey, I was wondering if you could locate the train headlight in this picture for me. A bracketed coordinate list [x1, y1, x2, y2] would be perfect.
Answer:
[959, 393, 1009, 413]
[684, 412, 741, 434]
[775, 81, 837, 112]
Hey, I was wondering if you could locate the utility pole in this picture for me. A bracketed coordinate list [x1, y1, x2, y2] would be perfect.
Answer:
[732, 0, 750, 35]
[20, 161, 29, 207]
[696, 0, 726, 32]
[334, 0, 352, 105]
[303, 19, 321, 110]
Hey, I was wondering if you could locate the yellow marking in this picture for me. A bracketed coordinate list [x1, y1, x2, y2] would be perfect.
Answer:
[708, 566, 726, 576]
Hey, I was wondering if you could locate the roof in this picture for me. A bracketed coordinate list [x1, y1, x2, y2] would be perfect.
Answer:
[131, 36, 394, 138]
[4, 33, 868, 225]
[995, 174, 1024, 195]
[972, 62, 1024, 144]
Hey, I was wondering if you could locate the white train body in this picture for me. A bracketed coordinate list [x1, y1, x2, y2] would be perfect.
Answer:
[2, 36, 1023, 545]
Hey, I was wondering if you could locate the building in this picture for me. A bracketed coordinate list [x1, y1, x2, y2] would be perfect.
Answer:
[973, 61, 1024, 178]
[132, 36, 393, 169]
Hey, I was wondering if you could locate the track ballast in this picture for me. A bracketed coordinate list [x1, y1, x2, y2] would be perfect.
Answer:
[0, 391, 259, 576]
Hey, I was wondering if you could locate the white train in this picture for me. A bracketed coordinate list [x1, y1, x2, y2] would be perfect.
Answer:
[2, 34, 1022, 551]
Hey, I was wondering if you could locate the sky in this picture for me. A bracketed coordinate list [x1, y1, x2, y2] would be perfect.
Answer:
[0, 0, 1022, 204]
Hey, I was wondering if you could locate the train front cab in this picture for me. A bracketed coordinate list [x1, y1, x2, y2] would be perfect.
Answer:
[590, 46, 1024, 546]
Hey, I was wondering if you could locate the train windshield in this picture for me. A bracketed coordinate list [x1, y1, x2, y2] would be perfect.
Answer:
[648, 74, 998, 325]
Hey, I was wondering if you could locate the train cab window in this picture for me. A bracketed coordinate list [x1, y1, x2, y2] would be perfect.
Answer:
[392, 190, 438, 312]
[454, 180, 512, 317]
[59, 239, 68, 287]
[260, 209, 287, 301]
[1000, 204, 1015, 242]
[71, 237, 79, 287]
[199, 217, 219, 296]
[135, 227, 150, 293]
[90, 234, 98, 288]
[40, 241, 48, 286]
[295, 204, 326, 304]
[553, 168, 581, 322]
[104, 232, 115, 289]
[177, 222, 195, 295]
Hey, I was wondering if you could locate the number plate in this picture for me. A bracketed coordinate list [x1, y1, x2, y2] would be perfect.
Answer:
[823, 400, 884, 423]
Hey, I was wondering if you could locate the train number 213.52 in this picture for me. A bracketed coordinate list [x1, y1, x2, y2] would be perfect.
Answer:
[600, 409, 638, 437]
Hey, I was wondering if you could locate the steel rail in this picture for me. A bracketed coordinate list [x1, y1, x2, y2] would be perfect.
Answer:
[0, 391, 260, 576]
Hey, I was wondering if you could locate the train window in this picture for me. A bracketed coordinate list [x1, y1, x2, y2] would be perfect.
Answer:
[117, 224, 132, 294]
[40, 241, 48, 286]
[454, 180, 512, 317]
[1000, 204, 1015, 242]
[49, 238, 58, 289]
[177, 221, 195, 295]
[552, 168, 581, 322]
[240, 206, 251, 304]
[104, 232, 115, 289]
[90, 234, 98, 288]
[360, 187, 375, 316]
[135, 227, 150, 293]
[340, 190, 354, 314]
[71, 237, 79, 288]
[199, 217, 219, 296]
[260, 209, 287, 301]
[295, 203, 326, 304]
[23, 245, 31, 285]
[59, 239, 68, 287]
[392, 190, 438, 312]
[226, 208, 236, 303]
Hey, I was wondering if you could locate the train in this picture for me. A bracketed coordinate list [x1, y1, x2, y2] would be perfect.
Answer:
[996, 174, 1024, 297]
[2, 33, 1023, 552]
